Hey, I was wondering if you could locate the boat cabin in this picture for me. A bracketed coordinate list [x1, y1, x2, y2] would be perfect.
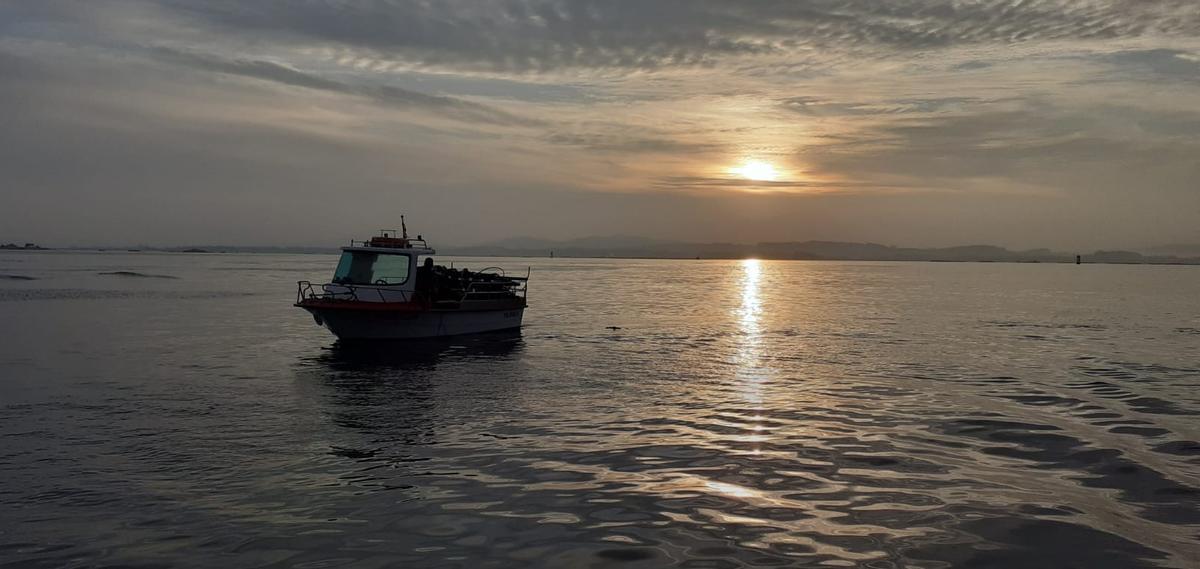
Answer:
[330, 230, 428, 285]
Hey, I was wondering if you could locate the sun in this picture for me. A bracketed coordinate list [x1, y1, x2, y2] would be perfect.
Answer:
[729, 160, 779, 182]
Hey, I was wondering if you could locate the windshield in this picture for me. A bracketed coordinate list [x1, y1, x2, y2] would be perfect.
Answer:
[332, 251, 411, 285]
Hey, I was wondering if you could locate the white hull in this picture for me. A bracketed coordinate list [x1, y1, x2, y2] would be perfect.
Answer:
[308, 307, 524, 340]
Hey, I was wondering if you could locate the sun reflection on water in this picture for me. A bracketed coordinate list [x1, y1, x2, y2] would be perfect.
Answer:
[735, 259, 769, 386]
[733, 259, 773, 454]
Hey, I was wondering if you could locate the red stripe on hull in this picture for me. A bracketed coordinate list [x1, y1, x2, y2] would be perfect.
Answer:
[295, 300, 427, 312]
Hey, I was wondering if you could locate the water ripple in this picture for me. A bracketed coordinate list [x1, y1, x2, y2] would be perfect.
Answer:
[1, 257, 1198, 567]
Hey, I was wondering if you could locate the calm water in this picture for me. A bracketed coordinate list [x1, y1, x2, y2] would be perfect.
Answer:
[1, 251, 1198, 568]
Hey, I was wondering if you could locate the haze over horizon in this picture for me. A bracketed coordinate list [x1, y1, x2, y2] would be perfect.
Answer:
[3, 2, 1199, 250]
[25, 234, 1200, 260]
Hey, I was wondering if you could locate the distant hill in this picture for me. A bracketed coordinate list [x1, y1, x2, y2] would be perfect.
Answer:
[52, 239, 1200, 265]
[444, 237, 1200, 264]
[69, 245, 341, 254]
[1135, 244, 1200, 258]
[486, 235, 677, 250]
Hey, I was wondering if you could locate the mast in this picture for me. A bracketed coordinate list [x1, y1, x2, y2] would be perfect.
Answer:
[401, 215, 408, 240]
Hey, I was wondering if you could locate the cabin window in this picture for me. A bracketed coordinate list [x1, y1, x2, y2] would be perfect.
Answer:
[332, 252, 410, 285]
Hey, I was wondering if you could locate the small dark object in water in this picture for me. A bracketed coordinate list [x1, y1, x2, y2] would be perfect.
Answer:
[606, 326, 622, 330]
[98, 271, 179, 279]
[596, 548, 655, 561]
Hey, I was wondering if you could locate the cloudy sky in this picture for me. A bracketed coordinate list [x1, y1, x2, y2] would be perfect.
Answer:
[2, 1, 1199, 248]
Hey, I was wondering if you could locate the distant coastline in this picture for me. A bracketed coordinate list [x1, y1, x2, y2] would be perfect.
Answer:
[440, 237, 1200, 265]
[11, 238, 1198, 265]
[1, 242, 47, 251]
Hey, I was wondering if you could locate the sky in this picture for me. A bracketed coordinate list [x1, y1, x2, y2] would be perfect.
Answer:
[2, 1, 1199, 249]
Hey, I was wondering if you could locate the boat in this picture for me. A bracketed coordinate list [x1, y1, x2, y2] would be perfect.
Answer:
[295, 220, 528, 340]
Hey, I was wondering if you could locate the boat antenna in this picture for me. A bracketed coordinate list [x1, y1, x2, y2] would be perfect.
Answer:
[401, 215, 408, 239]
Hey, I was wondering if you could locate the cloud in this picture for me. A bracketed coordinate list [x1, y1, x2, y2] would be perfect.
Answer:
[146, 1, 1200, 73]
[546, 132, 721, 154]
[2, 1, 1199, 249]
[651, 176, 900, 194]
[148, 47, 543, 126]
[781, 96, 986, 117]
[800, 100, 1200, 201]
[1098, 48, 1200, 84]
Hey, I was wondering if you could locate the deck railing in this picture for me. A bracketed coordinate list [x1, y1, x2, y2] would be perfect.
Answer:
[296, 281, 412, 304]
[347, 238, 429, 249]
[459, 277, 528, 303]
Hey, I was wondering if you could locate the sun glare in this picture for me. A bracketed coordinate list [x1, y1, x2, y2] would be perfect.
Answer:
[730, 160, 779, 182]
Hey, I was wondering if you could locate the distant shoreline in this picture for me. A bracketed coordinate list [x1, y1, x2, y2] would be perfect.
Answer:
[6, 247, 1198, 266]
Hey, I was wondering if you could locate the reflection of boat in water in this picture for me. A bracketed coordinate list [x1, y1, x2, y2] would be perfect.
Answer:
[316, 330, 525, 371]
[295, 331, 524, 448]
[296, 221, 528, 340]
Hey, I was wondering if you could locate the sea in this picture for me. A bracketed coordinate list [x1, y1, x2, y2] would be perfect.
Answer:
[1, 251, 1198, 568]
